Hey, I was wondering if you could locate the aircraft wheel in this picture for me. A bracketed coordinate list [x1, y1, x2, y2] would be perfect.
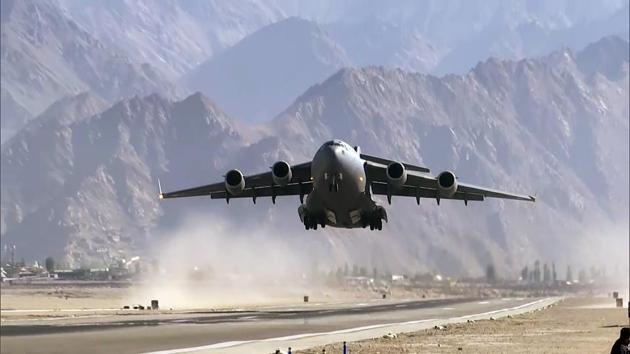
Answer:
[304, 215, 310, 230]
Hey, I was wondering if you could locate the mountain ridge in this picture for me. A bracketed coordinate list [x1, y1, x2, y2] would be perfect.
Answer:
[0, 0, 182, 142]
[1, 36, 627, 276]
[185, 17, 350, 123]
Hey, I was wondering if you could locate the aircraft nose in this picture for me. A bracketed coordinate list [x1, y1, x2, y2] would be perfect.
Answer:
[320, 145, 345, 192]
[323, 145, 342, 165]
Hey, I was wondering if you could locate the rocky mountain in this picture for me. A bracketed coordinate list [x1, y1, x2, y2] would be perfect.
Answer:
[59, 0, 287, 78]
[4, 0, 626, 136]
[186, 17, 350, 122]
[321, 0, 630, 75]
[0, 88, 32, 142]
[1, 36, 627, 276]
[177, 0, 626, 125]
[0, 0, 181, 142]
[269, 35, 628, 273]
[29, 92, 110, 127]
[1, 92, 243, 265]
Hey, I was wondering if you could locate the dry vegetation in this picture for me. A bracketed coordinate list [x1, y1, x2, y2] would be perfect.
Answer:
[298, 297, 628, 354]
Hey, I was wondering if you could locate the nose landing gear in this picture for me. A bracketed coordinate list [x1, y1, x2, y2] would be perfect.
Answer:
[325, 172, 342, 192]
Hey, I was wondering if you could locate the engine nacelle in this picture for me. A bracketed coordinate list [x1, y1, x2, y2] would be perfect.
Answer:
[386, 162, 407, 188]
[437, 170, 457, 197]
[225, 169, 245, 195]
[272, 160, 292, 186]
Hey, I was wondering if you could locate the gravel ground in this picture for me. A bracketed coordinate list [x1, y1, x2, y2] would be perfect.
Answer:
[297, 297, 629, 354]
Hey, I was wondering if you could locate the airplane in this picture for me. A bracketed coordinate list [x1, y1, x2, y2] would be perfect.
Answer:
[159, 139, 535, 230]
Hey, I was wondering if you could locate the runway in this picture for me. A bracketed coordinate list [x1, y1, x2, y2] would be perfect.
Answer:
[0, 297, 559, 354]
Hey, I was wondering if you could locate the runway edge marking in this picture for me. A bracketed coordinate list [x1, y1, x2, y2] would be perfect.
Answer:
[143, 297, 560, 354]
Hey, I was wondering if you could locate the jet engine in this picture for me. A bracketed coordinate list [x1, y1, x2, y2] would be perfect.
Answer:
[437, 170, 457, 197]
[272, 160, 292, 186]
[386, 162, 407, 188]
[225, 169, 245, 195]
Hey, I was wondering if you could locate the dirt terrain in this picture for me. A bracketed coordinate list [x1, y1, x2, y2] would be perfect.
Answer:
[0, 282, 456, 323]
[297, 297, 629, 354]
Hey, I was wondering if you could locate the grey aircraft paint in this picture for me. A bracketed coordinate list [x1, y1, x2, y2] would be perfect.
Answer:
[159, 139, 535, 231]
[301, 140, 382, 229]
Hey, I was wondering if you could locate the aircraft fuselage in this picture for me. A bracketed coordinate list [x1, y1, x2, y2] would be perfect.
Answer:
[299, 140, 386, 229]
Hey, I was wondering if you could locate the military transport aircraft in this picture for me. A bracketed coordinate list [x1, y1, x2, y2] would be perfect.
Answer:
[159, 139, 535, 230]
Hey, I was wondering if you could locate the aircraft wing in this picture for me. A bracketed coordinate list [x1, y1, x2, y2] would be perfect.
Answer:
[360, 153, 430, 173]
[159, 162, 312, 202]
[364, 161, 535, 203]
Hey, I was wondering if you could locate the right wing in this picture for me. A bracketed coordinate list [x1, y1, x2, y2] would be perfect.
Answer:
[364, 161, 534, 203]
[159, 162, 312, 202]
[360, 153, 430, 173]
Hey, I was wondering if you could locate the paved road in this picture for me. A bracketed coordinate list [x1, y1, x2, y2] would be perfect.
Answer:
[0, 297, 555, 354]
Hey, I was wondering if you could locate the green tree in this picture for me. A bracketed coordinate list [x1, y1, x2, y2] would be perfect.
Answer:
[543, 263, 550, 283]
[533, 260, 541, 283]
[578, 269, 587, 283]
[45, 257, 55, 273]
[336, 266, 343, 280]
[485, 264, 496, 283]
[359, 266, 367, 277]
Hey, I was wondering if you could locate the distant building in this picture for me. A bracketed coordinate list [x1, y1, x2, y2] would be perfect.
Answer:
[17, 269, 36, 278]
[391, 274, 405, 282]
[345, 276, 374, 286]
[54, 268, 111, 280]
[54, 269, 89, 280]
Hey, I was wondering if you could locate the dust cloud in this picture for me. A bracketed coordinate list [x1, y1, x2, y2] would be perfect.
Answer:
[573, 222, 630, 300]
[125, 213, 630, 309]
[126, 214, 326, 309]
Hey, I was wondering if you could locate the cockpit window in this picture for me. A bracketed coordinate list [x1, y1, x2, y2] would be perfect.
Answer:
[325, 140, 347, 147]
[322, 140, 352, 152]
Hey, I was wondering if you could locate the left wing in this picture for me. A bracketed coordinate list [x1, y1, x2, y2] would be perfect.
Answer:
[159, 162, 312, 203]
[364, 161, 535, 203]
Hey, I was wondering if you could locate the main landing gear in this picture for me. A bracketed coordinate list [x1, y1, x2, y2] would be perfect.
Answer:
[298, 205, 326, 230]
[303, 214, 326, 230]
[361, 206, 388, 231]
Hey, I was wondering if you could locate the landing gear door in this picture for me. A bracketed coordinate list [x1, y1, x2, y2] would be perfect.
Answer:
[349, 209, 361, 225]
[325, 209, 337, 225]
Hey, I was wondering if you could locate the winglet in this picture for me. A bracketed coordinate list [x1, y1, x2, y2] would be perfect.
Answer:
[158, 178, 164, 200]
[529, 195, 536, 202]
